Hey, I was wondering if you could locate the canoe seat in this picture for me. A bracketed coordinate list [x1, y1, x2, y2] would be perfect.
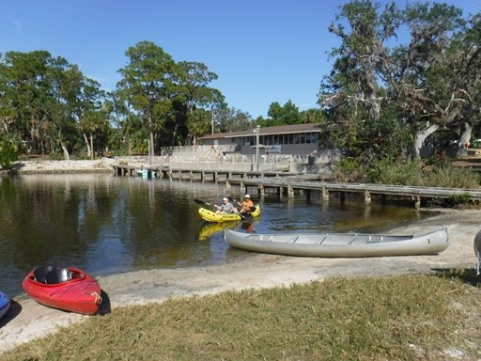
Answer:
[33, 265, 57, 283]
[45, 268, 72, 284]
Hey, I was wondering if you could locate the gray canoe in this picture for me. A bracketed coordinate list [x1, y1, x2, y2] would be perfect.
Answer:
[224, 228, 449, 258]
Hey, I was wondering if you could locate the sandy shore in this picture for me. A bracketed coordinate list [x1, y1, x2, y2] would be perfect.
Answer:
[0, 206, 479, 355]
[9, 159, 117, 174]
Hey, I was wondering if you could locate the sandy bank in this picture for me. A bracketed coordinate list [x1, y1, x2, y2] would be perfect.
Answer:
[0, 208, 479, 355]
[9, 159, 117, 174]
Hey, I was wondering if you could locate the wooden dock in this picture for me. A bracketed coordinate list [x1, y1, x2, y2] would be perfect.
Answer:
[111, 163, 306, 182]
[111, 163, 481, 208]
[225, 178, 481, 208]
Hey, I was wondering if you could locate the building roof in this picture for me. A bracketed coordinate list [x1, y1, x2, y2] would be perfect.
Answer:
[199, 123, 324, 140]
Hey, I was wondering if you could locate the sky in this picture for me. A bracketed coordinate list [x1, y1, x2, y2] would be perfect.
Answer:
[0, 1, 479, 119]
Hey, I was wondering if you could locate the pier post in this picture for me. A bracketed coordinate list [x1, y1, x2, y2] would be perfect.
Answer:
[259, 184, 265, 198]
[364, 190, 371, 205]
[225, 180, 232, 192]
[214, 171, 218, 183]
[287, 184, 294, 198]
[322, 187, 329, 202]
[414, 195, 421, 209]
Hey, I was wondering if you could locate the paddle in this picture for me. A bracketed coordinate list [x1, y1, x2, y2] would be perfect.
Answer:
[194, 199, 214, 207]
[239, 213, 251, 220]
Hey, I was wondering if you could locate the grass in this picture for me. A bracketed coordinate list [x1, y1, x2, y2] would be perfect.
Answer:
[3, 271, 481, 361]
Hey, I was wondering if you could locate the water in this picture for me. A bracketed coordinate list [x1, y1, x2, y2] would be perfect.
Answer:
[0, 174, 437, 297]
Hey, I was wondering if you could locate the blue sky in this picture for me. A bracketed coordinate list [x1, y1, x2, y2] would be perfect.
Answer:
[0, 1, 479, 119]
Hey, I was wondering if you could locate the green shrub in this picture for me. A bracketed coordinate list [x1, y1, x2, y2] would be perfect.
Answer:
[0, 138, 20, 170]
[334, 157, 481, 189]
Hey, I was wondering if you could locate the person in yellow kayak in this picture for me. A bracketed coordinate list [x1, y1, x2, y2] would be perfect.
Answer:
[214, 197, 236, 214]
[237, 194, 254, 217]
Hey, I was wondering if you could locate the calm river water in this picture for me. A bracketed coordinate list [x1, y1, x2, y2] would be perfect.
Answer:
[0, 173, 437, 297]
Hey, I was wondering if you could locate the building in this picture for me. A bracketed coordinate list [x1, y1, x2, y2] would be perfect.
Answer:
[198, 123, 327, 155]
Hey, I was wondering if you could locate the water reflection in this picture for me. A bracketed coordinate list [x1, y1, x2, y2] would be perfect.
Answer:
[198, 222, 237, 241]
[240, 221, 255, 233]
[0, 174, 436, 296]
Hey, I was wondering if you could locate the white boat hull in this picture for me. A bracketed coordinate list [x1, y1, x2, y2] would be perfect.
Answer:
[224, 228, 449, 258]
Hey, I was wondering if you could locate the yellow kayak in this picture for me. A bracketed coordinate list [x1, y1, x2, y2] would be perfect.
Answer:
[198, 205, 261, 223]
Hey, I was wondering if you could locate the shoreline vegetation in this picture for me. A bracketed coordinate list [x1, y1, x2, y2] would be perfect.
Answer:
[1, 160, 481, 359]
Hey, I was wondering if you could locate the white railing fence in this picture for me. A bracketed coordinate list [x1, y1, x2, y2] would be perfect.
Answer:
[118, 147, 341, 174]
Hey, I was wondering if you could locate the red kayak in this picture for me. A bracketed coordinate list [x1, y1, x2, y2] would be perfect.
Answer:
[22, 266, 102, 315]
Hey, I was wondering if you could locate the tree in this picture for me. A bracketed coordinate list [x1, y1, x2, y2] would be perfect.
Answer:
[117, 41, 177, 162]
[319, 0, 481, 161]
[319, 0, 404, 161]
[176, 61, 224, 112]
[463, 13, 481, 141]
[187, 108, 210, 145]
[116, 43, 226, 152]
[215, 107, 252, 133]
[392, 2, 475, 158]
[172, 61, 224, 145]
[0, 134, 20, 169]
[79, 107, 110, 159]
[71, 75, 105, 159]
[0, 50, 54, 154]
[299, 108, 328, 124]
[266, 100, 300, 125]
[0, 51, 105, 159]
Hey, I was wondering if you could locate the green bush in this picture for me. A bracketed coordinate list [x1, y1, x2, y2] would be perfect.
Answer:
[0, 138, 20, 170]
[334, 157, 481, 190]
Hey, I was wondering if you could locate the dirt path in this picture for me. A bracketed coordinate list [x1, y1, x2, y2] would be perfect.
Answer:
[1, 208, 479, 355]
